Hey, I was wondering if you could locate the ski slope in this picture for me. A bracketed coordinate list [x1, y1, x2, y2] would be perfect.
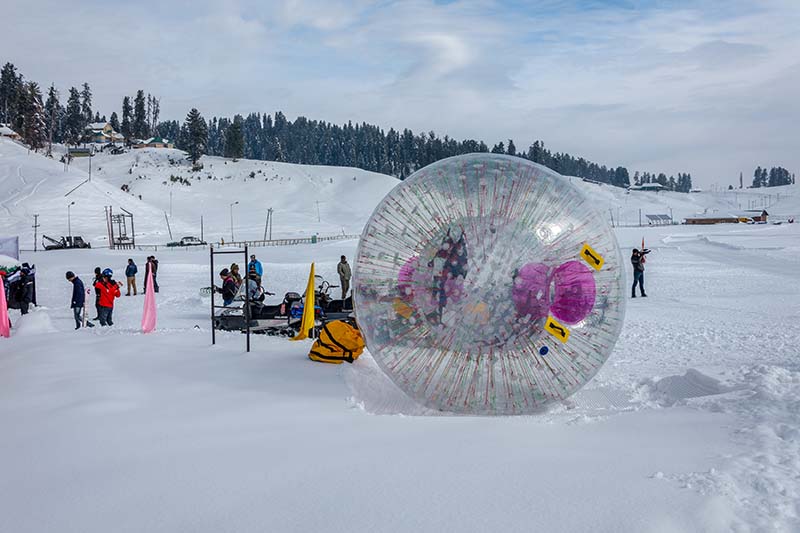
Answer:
[1, 140, 799, 532]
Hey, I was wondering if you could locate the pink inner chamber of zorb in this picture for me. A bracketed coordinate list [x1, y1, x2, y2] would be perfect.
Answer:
[354, 154, 625, 415]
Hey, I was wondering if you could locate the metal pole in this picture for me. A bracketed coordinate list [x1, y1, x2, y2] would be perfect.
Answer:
[638, 209, 642, 227]
[170, 190, 172, 217]
[263, 212, 269, 241]
[669, 207, 673, 225]
[244, 245, 250, 353]
[68, 201, 75, 241]
[229, 201, 238, 242]
[269, 208, 273, 241]
[164, 212, 172, 240]
[33, 214, 39, 252]
[210, 246, 216, 346]
[201, 216, 204, 243]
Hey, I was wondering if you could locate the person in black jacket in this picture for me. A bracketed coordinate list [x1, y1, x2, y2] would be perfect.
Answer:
[216, 268, 238, 305]
[16, 266, 35, 314]
[631, 249, 648, 298]
[92, 266, 102, 319]
[66, 271, 93, 329]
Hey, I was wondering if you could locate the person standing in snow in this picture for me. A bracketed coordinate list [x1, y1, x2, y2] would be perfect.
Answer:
[248, 254, 263, 278]
[337, 255, 352, 301]
[16, 266, 35, 315]
[216, 268, 238, 306]
[229, 263, 242, 288]
[66, 271, 93, 329]
[247, 254, 264, 286]
[93, 266, 103, 320]
[631, 249, 647, 298]
[125, 258, 138, 296]
[95, 268, 122, 326]
[144, 256, 160, 293]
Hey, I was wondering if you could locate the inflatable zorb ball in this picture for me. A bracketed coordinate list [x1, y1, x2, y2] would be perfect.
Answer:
[354, 154, 625, 415]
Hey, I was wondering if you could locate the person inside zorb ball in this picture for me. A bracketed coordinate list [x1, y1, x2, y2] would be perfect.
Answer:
[354, 154, 625, 415]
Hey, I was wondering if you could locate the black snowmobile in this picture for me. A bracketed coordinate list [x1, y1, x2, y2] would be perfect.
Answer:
[314, 275, 354, 323]
[214, 287, 326, 336]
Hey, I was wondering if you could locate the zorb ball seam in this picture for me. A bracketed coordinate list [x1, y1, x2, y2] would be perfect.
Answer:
[354, 154, 625, 415]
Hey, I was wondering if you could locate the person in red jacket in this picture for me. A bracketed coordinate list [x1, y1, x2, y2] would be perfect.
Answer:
[95, 268, 122, 326]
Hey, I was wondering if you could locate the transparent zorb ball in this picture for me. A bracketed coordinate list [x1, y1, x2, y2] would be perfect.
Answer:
[354, 154, 625, 415]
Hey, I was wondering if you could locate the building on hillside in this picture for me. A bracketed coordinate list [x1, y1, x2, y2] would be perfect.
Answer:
[134, 136, 174, 149]
[684, 214, 740, 225]
[628, 183, 666, 193]
[0, 123, 20, 139]
[85, 122, 124, 144]
[743, 209, 768, 223]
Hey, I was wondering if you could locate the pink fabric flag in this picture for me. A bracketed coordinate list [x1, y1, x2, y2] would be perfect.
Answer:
[0, 275, 10, 338]
[141, 268, 157, 333]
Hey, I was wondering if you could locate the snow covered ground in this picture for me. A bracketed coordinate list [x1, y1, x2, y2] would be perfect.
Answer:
[1, 140, 799, 532]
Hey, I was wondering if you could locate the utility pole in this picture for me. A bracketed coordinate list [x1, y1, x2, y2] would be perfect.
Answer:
[263, 208, 274, 241]
[201, 215, 204, 243]
[32, 214, 40, 252]
[315, 200, 322, 223]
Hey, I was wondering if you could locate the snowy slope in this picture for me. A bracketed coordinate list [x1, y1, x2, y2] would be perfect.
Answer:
[78, 147, 401, 242]
[0, 139, 196, 245]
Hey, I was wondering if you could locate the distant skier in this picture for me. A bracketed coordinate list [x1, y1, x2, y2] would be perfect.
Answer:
[631, 248, 648, 298]
[94, 268, 122, 326]
[125, 258, 138, 296]
[66, 271, 93, 329]
[216, 268, 238, 306]
[337, 255, 352, 300]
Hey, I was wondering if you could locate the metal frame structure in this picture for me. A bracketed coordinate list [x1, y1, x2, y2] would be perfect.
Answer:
[105, 206, 136, 250]
[210, 245, 251, 352]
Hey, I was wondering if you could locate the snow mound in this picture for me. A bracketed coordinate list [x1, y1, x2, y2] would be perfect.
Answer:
[13, 308, 57, 335]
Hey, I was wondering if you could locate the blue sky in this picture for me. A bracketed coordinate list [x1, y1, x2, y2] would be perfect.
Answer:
[2, 0, 798, 185]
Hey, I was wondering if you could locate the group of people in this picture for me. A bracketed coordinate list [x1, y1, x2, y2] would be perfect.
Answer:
[66, 256, 160, 329]
[214, 254, 353, 307]
[0, 264, 36, 328]
[216, 254, 265, 306]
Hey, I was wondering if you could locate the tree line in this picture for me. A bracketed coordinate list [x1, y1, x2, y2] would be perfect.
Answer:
[751, 166, 794, 188]
[19, 59, 800, 193]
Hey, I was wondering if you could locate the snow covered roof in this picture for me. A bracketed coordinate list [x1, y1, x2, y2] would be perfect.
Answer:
[142, 137, 171, 144]
[88, 122, 109, 130]
[630, 183, 666, 190]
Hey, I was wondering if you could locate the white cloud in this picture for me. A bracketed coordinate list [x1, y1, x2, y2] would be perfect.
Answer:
[1, 0, 798, 184]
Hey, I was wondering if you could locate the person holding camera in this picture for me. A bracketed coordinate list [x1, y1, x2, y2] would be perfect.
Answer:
[631, 248, 649, 298]
[94, 268, 122, 326]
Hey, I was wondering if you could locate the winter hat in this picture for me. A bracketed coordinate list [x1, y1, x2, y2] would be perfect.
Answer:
[220, 268, 230, 277]
[65, 271, 75, 279]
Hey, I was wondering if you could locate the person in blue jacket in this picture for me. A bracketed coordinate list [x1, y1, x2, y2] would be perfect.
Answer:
[66, 271, 93, 329]
[125, 258, 138, 296]
[248, 254, 263, 277]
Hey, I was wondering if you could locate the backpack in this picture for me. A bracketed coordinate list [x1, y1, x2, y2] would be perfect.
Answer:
[308, 320, 365, 364]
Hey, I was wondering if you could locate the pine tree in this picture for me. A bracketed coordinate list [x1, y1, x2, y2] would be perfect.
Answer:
[121, 96, 132, 140]
[64, 87, 84, 145]
[0, 62, 22, 125]
[109, 111, 120, 132]
[507, 139, 516, 156]
[224, 115, 244, 160]
[80, 82, 92, 124]
[133, 90, 148, 139]
[752, 167, 763, 188]
[20, 82, 46, 150]
[184, 108, 208, 164]
[44, 84, 60, 153]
